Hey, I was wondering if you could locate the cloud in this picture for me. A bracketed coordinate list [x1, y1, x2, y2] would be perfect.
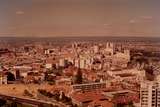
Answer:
[16, 11, 24, 15]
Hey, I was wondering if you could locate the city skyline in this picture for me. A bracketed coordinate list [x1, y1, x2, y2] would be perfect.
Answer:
[0, 0, 160, 37]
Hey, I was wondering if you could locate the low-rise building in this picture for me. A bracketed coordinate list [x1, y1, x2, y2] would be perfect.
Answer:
[0, 73, 7, 84]
[72, 82, 106, 92]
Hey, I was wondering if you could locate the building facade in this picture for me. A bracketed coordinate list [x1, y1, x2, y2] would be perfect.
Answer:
[140, 80, 160, 107]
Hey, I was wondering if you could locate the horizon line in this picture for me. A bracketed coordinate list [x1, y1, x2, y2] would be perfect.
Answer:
[0, 36, 160, 39]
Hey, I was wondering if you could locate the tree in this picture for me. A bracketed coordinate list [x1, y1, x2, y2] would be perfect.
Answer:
[54, 92, 60, 101]
[75, 69, 83, 84]
[145, 66, 155, 81]
[116, 103, 125, 107]
[128, 101, 135, 107]
[11, 102, 17, 107]
[23, 89, 33, 97]
[0, 99, 6, 106]
[6, 72, 15, 81]
[60, 92, 66, 101]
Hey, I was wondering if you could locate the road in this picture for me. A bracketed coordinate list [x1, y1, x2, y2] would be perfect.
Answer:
[0, 93, 66, 107]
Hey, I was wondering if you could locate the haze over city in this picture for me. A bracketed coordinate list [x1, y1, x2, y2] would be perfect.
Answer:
[0, 0, 160, 37]
[1, 0, 160, 107]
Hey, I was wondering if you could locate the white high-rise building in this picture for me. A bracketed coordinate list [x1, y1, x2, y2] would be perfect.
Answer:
[140, 76, 160, 107]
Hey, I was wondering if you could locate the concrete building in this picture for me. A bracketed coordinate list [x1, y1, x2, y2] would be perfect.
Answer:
[13, 65, 32, 79]
[75, 59, 80, 68]
[105, 42, 114, 55]
[44, 49, 57, 55]
[72, 82, 106, 92]
[45, 63, 52, 69]
[93, 45, 99, 54]
[140, 78, 160, 107]
[0, 74, 7, 84]
[80, 59, 86, 69]
[59, 58, 67, 67]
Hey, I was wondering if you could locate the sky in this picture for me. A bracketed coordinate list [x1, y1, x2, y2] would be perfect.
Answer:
[0, 0, 160, 37]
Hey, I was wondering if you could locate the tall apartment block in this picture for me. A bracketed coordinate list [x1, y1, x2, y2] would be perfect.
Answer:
[140, 80, 160, 107]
